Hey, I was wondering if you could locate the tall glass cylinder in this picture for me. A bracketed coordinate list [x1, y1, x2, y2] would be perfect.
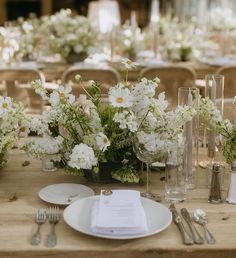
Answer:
[178, 87, 199, 189]
[205, 74, 224, 158]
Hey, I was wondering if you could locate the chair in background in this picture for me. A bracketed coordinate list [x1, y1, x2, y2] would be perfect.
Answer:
[217, 66, 236, 121]
[140, 66, 196, 108]
[0, 68, 45, 114]
[61, 66, 121, 99]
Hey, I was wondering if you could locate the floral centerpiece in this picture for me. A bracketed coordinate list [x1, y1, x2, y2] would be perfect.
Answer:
[208, 7, 236, 32]
[0, 26, 22, 65]
[40, 9, 98, 63]
[199, 95, 236, 164]
[117, 23, 145, 61]
[23, 59, 195, 183]
[16, 15, 42, 61]
[0, 96, 28, 168]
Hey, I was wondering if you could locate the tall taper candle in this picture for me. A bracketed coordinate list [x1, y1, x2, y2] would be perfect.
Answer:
[186, 90, 193, 188]
[208, 78, 216, 156]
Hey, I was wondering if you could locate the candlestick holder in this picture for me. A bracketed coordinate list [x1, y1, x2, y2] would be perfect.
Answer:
[178, 87, 199, 189]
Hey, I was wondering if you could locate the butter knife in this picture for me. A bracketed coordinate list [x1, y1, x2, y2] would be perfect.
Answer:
[181, 208, 204, 244]
[169, 204, 194, 245]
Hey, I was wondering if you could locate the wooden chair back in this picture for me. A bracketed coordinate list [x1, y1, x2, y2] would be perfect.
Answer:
[61, 66, 121, 98]
[216, 66, 236, 120]
[140, 66, 196, 108]
[0, 68, 45, 114]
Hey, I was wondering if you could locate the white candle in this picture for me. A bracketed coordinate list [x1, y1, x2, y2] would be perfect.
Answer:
[153, 25, 158, 58]
[186, 90, 193, 184]
[208, 77, 217, 155]
[131, 11, 137, 30]
[110, 26, 116, 60]
[211, 78, 216, 104]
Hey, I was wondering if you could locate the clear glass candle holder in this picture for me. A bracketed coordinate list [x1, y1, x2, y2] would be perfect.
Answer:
[178, 87, 199, 189]
[42, 154, 57, 172]
[205, 74, 224, 158]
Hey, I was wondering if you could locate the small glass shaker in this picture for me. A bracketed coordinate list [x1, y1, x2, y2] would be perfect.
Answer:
[208, 163, 223, 203]
[227, 162, 236, 204]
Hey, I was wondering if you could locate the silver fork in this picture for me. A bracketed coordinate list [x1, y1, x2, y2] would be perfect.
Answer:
[46, 206, 60, 247]
[31, 208, 47, 245]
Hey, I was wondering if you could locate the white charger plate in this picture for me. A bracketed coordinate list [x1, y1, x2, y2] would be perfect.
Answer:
[63, 196, 172, 240]
[38, 183, 95, 205]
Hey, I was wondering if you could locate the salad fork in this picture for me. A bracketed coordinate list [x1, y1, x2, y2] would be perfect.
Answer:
[31, 208, 47, 245]
[46, 206, 60, 247]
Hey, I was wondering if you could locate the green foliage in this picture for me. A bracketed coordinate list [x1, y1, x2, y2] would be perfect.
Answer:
[223, 128, 236, 164]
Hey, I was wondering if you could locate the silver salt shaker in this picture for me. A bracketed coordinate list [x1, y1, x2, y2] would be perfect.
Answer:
[208, 163, 223, 204]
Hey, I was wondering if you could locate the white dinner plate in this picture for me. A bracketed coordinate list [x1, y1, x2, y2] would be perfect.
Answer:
[38, 183, 95, 205]
[63, 196, 172, 240]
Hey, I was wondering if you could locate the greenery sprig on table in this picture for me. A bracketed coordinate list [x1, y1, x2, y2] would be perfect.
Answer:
[198, 95, 236, 164]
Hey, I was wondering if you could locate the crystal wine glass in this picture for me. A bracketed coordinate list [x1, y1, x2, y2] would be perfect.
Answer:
[133, 135, 161, 201]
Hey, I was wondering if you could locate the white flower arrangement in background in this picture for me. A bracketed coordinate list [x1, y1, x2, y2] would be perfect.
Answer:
[0, 96, 28, 168]
[208, 7, 236, 32]
[117, 23, 145, 60]
[0, 27, 22, 65]
[40, 9, 98, 61]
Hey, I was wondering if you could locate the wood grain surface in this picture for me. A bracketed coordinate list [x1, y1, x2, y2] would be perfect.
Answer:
[0, 149, 235, 258]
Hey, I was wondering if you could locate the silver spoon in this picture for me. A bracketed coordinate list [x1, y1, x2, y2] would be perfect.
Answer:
[193, 209, 216, 244]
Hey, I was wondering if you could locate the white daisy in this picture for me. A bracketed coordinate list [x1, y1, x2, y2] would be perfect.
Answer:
[121, 58, 138, 70]
[109, 87, 133, 107]
[0, 96, 12, 116]
[49, 86, 75, 106]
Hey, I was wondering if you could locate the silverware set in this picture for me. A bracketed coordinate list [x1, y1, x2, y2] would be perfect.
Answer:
[170, 204, 216, 245]
[31, 206, 60, 247]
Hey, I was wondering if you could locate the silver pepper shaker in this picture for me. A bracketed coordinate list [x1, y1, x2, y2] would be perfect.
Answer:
[208, 163, 223, 204]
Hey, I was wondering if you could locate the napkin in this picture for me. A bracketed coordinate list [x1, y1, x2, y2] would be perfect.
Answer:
[91, 190, 148, 235]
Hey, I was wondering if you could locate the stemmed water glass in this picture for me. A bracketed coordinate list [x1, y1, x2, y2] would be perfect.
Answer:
[133, 135, 162, 201]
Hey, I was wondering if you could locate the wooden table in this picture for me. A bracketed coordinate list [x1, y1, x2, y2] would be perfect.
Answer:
[0, 149, 235, 258]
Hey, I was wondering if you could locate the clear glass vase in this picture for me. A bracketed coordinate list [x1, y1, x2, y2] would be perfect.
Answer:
[165, 145, 186, 203]
[178, 87, 199, 189]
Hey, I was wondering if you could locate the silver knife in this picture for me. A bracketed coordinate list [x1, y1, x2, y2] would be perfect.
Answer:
[181, 208, 204, 244]
[169, 204, 194, 245]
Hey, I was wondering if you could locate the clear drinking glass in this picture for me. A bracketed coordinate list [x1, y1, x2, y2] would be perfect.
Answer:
[133, 134, 163, 201]
[165, 158, 186, 203]
[178, 87, 199, 189]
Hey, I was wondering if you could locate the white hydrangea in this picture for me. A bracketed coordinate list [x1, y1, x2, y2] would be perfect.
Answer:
[132, 78, 157, 98]
[113, 110, 138, 132]
[68, 143, 97, 170]
[24, 136, 63, 159]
